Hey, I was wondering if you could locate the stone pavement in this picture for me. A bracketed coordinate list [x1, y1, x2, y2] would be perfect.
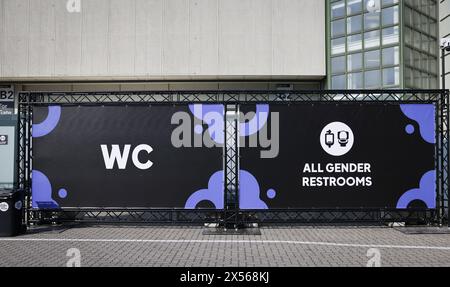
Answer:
[0, 225, 450, 267]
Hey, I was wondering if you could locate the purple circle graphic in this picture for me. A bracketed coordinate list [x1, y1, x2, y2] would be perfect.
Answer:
[58, 189, 67, 199]
[405, 124, 415, 134]
[194, 124, 203, 134]
[267, 189, 276, 199]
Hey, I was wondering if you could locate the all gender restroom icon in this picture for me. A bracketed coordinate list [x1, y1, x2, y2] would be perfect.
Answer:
[320, 122, 354, 156]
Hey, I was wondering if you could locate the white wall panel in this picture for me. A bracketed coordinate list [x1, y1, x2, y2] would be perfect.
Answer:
[135, 0, 164, 75]
[80, 0, 109, 75]
[189, 0, 218, 75]
[54, 0, 82, 76]
[2, 0, 29, 77]
[163, 0, 190, 74]
[0, 0, 4, 76]
[0, 0, 326, 80]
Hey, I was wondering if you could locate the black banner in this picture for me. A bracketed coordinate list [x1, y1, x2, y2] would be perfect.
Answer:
[240, 104, 436, 209]
[0, 87, 14, 116]
[32, 105, 222, 209]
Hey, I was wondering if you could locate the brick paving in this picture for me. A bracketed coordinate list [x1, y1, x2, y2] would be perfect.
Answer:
[0, 225, 449, 267]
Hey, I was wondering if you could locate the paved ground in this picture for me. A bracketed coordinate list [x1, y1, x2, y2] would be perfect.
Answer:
[1, 225, 450, 267]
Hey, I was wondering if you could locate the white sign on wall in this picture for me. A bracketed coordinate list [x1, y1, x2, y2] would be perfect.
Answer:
[0, 86, 14, 116]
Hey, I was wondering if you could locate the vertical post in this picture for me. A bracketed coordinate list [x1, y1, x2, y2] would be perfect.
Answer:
[223, 104, 240, 230]
[443, 48, 446, 91]
[443, 48, 450, 227]
[443, 91, 450, 227]
[440, 42, 449, 227]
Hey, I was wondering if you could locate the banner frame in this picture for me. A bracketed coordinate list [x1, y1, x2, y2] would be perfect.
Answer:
[17, 89, 449, 226]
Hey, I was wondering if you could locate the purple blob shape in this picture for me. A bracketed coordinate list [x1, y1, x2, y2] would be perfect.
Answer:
[239, 170, 269, 209]
[194, 124, 203, 134]
[267, 189, 276, 199]
[31, 170, 59, 209]
[400, 104, 435, 144]
[405, 124, 415, 134]
[240, 105, 270, 137]
[188, 104, 269, 145]
[397, 170, 436, 209]
[184, 170, 270, 210]
[185, 171, 224, 209]
[58, 189, 68, 199]
[32, 106, 62, 138]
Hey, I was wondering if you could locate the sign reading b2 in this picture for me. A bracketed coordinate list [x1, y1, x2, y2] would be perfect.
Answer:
[320, 122, 354, 156]
[0, 90, 14, 100]
[241, 104, 436, 209]
[32, 105, 222, 208]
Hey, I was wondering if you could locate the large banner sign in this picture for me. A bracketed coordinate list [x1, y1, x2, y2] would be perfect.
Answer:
[0, 86, 14, 116]
[240, 104, 436, 209]
[32, 105, 223, 209]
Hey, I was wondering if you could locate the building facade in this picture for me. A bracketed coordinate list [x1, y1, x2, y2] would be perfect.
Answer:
[0, 0, 445, 188]
[441, 0, 450, 88]
[329, 0, 440, 89]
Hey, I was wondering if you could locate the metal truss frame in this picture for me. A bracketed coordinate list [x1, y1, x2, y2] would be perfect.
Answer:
[17, 89, 449, 226]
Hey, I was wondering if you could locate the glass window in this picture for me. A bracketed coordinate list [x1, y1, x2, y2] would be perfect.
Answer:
[413, 70, 422, 88]
[364, 50, 380, 68]
[347, 34, 362, 52]
[348, 72, 363, 88]
[364, 11, 380, 30]
[428, 36, 436, 55]
[404, 27, 412, 46]
[383, 67, 400, 86]
[347, 15, 362, 34]
[422, 72, 429, 89]
[332, 19, 346, 38]
[404, 47, 412, 67]
[347, 0, 362, 15]
[430, 21, 437, 38]
[332, 74, 347, 89]
[382, 46, 399, 66]
[420, 14, 428, 33]
[420, 0, 429, 15]
[412, 10, 420, 27]
[421, 34, 428, 53]
[413, 50, 421, 68]
[429, 1, 437, 18]
[413, 30, 421, 49]
[404, 7, 412, 26]
[332, 56, 346, 74]
[404, 68, 413, 87]
[382, 26, 399, 45]
[332, 1, 346, 19]
[364, 30, 380, 48]
[430, 77, 438, 89]
[332, 37, 346, 55]
[365, 70, 381, 88]
[347, 53, 363, 71]
[381, 6, 399, 26]
[429, 58, 437, 74]
[382, 0, 398, 6]
[421, 55, 428, 71]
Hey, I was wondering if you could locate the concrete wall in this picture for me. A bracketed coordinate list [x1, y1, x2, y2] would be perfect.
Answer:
[15, 81, 323, 92]
[0, 0, 326, 81]
[441, 0, 450, 88]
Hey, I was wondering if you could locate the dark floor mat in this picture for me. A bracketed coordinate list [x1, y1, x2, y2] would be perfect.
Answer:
[395, 227, 450, 234]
